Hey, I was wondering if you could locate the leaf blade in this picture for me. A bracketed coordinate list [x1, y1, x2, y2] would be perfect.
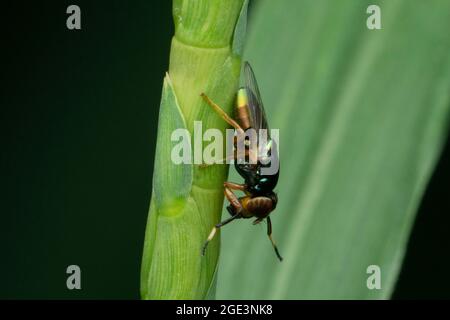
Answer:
[216, 0, 450, 299]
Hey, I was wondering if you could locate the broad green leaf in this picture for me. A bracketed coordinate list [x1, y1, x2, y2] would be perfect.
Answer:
[217, 0, 450, 299]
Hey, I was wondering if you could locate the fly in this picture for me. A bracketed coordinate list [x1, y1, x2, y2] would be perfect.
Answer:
[200, 62, 282, 261]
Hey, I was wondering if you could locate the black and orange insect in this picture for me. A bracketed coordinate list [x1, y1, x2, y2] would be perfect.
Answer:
[200, 62, 282, 261]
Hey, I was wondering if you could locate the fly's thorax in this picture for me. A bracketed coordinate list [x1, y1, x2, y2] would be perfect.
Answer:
[235, 161, 279, 196]
[234, 162, 257, 183]
[247, 173, 279, 195]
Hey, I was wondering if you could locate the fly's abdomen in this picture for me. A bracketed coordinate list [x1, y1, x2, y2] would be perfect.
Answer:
[235, 88, 251, 130]
[245, 196, 274, 218]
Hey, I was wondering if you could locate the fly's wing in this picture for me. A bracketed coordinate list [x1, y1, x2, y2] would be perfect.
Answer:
[243, 62, 274, 163]
[243, 62, 269, 135]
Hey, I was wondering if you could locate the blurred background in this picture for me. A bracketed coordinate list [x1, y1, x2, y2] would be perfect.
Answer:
[1, 1, 449, 299]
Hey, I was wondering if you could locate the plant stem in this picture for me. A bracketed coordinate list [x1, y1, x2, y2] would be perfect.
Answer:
[140, 0, 247, 300]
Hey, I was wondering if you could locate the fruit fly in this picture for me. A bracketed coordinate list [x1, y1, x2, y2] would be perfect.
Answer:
[200, 62, 282, 261]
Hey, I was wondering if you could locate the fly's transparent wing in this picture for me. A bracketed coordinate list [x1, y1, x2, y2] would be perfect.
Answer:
[242, 62, 274, 163]
[243, 62, 269, 134]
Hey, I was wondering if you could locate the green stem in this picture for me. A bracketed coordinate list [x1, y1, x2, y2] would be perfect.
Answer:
[140, 0, 247, 300]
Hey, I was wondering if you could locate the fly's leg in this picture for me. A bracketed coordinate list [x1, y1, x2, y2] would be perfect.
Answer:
[200, 93, 243, 131]
[267, 216, 283, 262]
[224, 182, 249, 215]
[224, 181, 246, 191]
[201, 214, 240, 256]
[201, 184, 243, 256]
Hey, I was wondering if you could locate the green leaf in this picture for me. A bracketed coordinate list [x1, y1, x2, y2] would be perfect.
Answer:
[232, 0, 249, 56]
[216, 0, 450, 299]
[153, 74, 192, 217]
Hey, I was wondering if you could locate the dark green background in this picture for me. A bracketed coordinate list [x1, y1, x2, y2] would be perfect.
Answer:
[1, 1, 449, 299]
[1, 1, 171, 299]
